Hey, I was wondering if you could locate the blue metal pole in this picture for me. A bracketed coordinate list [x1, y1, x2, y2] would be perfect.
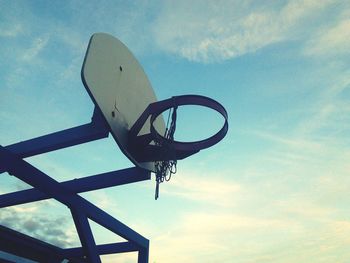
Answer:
[0, 167, 150, 208]
[4, 122, 108, 158]
[138, 245, 149, 263]
[71, 210, 101, 263]
[63, 242, 139, 258]
[0, 108, 109, 174]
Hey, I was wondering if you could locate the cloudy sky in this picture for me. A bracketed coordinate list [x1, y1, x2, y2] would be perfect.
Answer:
[1, 0, 350, 262]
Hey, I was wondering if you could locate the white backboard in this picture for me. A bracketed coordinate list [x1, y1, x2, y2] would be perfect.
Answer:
[81, 33, 165, 171]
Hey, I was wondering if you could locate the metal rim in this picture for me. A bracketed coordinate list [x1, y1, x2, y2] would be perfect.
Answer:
[149, 95, 228, 152]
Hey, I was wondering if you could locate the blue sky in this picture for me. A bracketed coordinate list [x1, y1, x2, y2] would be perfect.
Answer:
[1, 0, 350, 262]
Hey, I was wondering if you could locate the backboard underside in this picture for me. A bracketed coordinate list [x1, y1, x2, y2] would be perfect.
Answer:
[81, 33, 165, 171]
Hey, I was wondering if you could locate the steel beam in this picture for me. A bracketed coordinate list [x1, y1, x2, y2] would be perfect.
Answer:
[138, 246, 149, 263]
[0, 167, 150, 208]
[63, 242, 139, 258]
[4, 122, 108, 159]
[0, 108, 109, 174]
[71, 210, 101, 263]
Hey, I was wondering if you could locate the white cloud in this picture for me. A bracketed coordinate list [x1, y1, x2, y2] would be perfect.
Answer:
[148, 186, 350, 262]
[151, 0, 334, 62]
[21, 36, 50, 61]
[0, 0, 346, 64]
[81, 190, 122, 216]
[280, 0, 334, 26]
[150, 211, 302, 263]
[0, 202, 79, 248]
[161, 170, 241, 206]
[0, 23, 24, 37]
[275, 198, 336, 219]
[304, 10, 350, 56]
[152, 1, 278, 62]
[252, 130, 323, 153]
[293, 69, 350, 137]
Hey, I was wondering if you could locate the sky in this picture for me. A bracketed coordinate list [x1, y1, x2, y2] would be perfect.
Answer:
[0, 0, 350, 262]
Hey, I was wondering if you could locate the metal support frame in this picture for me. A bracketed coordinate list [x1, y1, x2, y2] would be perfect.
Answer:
[0, 167, 150, 208]
[0, 108, 150, 263]
[0, 224, 140, 262]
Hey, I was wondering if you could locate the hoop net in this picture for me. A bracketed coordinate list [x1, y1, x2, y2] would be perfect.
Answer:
[154, 105, 178, 200]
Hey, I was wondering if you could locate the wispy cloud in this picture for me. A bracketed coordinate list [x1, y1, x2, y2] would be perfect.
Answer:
[304, 8, 350, 57]
[0, 23, 24, 38]
[0, 202, 79, 248]
[0, 0, 346, 64]
[161, 170, 241, 206]
[252, 130, 323, 152]
[149, 182, 350, 263]
[21, 36, 50, 62]
[0, 1, 28, 38]
[151, 0, 335, 62]
[81, 190, 122, 216]
[150, 211, 302, 263]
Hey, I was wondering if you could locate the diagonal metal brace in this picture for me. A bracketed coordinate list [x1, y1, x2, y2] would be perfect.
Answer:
[0, 107, 109, 174]
[71, 210, 101, 263]
[0, 167, 150, 208]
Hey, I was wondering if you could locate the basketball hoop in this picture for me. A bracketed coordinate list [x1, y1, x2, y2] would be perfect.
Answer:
[80, 32, 228, 200]
[128, 94, 229, 199]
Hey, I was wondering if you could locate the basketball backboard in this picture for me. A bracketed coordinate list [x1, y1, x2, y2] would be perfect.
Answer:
[81, 33, 165, 171]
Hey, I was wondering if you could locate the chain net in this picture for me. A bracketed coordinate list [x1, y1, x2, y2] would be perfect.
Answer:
[154, 106, 178, 200]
